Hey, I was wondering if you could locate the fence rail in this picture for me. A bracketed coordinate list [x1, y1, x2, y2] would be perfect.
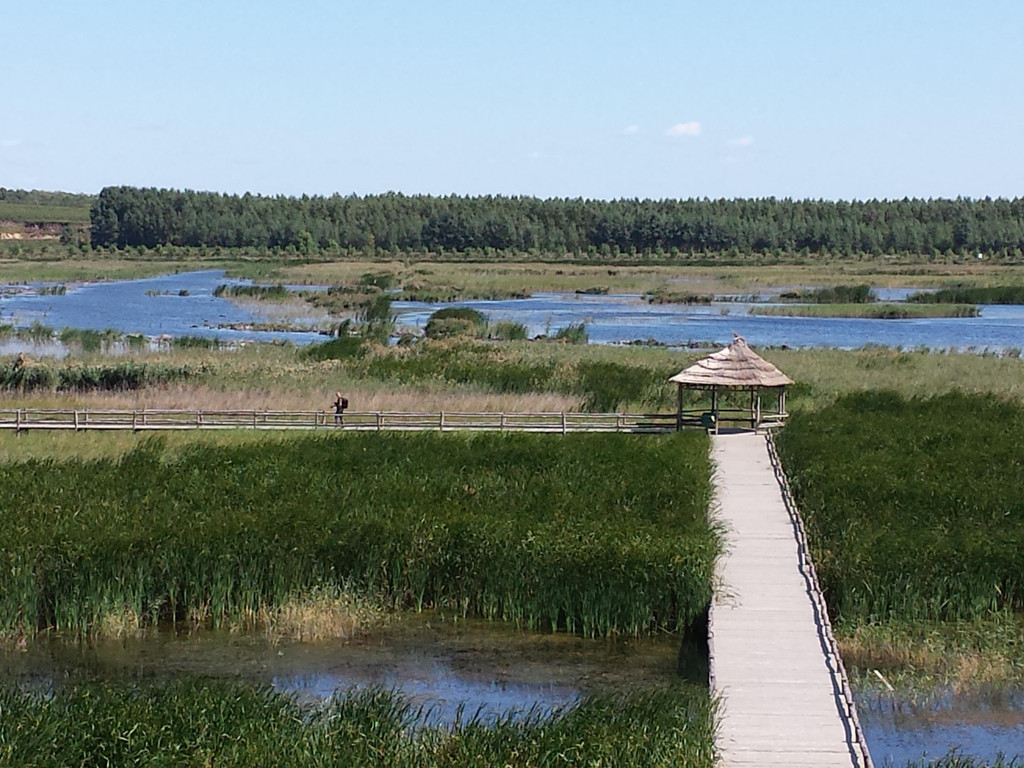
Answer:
[765, 432, 875, 768]
[0, 408, 680, 435]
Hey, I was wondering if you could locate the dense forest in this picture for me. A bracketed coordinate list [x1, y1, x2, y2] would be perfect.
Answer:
[74, 186, 1024, 259]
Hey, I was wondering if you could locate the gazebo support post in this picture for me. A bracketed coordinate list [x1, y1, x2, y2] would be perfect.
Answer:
[711, 388, 719, 433]
[676, 385, 683, 431]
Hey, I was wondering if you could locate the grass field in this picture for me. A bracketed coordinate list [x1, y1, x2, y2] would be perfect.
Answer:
[777, 391, 1024, 689]
[0, 431, 717, 639]
[0, 201, 91, 224]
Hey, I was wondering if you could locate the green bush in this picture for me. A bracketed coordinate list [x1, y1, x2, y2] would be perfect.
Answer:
[425, 307, 488, 338]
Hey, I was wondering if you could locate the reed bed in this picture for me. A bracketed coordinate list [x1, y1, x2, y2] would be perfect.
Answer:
[0, 358, 202, 392]
[0, 680, 715, 768]
[0, 432, 717, 639]
[749, 303, 979, 318]
[908, 285, 1024, 305]
[776, 391, 1024, 625]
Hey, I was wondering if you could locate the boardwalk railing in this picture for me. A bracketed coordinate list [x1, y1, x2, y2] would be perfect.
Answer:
[0, 408, 680, 434]
[765, 432, 875, 768]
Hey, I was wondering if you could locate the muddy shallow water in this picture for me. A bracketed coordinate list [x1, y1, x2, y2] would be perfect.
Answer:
[1, 614, 700, 725]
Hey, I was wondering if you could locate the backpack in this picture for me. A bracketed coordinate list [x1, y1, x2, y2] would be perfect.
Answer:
[341, 397, 349, 409]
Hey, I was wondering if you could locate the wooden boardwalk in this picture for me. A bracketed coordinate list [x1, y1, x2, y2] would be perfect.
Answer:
[710, 431, 872, 768]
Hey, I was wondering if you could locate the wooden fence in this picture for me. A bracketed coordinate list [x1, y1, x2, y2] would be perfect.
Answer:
[0, 409, 680, 435]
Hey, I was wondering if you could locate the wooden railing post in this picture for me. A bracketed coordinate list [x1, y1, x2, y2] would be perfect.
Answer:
[561, 412, 567, 435]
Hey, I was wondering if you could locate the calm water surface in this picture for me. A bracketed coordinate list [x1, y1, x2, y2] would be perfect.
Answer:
[2, 615, 692, 726]
[3, 270, 1024, 351]
[859, 687, 1024, 765]
[3, 271, 1024, 761]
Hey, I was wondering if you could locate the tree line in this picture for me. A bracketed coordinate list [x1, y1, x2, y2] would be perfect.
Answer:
[90, 186, 1024, 258]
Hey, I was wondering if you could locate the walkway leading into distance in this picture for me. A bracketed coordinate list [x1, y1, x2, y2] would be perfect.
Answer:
[709, 432, 871, 768]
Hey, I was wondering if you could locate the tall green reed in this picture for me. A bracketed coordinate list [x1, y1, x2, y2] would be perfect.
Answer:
[777, 391, 1024, 626]
[0, 432, 717, 638]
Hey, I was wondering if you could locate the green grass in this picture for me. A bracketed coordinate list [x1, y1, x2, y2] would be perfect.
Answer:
[0, 201, 91, 224]
[777, 391, 1024, 626]
[0, 431, 717, 639]
[0, 679, 715, 768]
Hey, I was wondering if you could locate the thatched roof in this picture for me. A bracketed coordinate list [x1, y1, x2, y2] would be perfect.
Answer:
[669, 335, 793, 388]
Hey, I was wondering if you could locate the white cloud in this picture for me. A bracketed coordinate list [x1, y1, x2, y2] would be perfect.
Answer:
[729, 136, 754, 146]
[0, 139, 22, 148]
[623, 125, 640, 134]
[667, 121, 701, 136]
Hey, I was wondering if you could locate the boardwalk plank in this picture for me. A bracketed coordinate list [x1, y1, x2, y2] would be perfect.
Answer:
[710, 432, 866, 768]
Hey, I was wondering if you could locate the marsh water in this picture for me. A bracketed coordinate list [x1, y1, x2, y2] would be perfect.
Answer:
[4, 618, 1022, 764]
[3, 270, 1024, 351]
[2, 615, 695, 726]
[3, 270, 1024, 762]
[859, 687, 1024, 765]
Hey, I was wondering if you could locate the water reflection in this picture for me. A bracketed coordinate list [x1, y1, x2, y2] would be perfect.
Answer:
[859, 687, 1024, 765]
[0, 615, 689, 726]
[0, 270, 327, 346]
[3, 271, 1024, 351]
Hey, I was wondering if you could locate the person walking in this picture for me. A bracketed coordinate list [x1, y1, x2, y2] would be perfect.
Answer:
[332, 392, 348, 425]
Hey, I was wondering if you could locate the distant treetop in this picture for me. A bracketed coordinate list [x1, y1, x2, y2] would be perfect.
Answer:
[88, 186, 1024, 258]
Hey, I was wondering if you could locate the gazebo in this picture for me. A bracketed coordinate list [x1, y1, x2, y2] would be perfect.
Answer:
[669, 335, 793, 433]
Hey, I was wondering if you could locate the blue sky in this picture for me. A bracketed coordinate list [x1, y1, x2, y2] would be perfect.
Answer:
[5, 1, 1022, 200]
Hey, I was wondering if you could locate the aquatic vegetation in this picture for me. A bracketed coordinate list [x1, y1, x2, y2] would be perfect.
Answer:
[750, 303, 979, 319]
[777, 391, 1024, 625]
[0, 358, 201, 392]
[908, 285, 1024, 305]
[779, 283, 875, 303]
[0, 680, 715, 768]
[171, 335, 222, 350]
[903, 753, 1022, 768]
[214, 283, 291, 300]
[57, 327, 122, 352]
[424, 307, 488, 338]
[645, 290, 714, 305]
[0, 432, 717, 639]
[487, 320, 529, 341]
[552, 322, 588, 344]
